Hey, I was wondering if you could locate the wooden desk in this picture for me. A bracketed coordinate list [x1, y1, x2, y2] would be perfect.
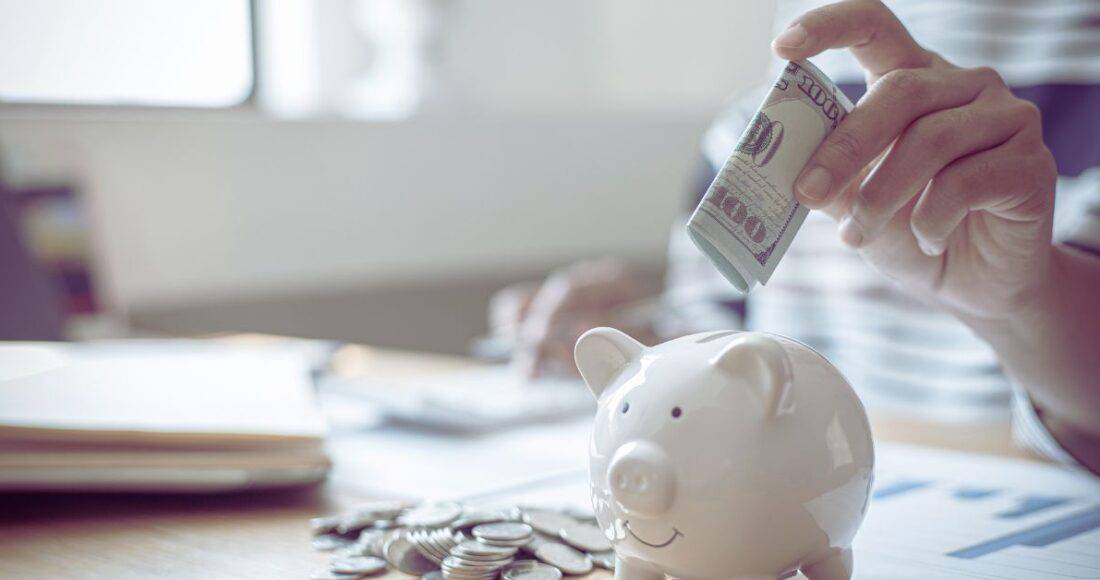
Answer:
[0, 346, 1042, 579]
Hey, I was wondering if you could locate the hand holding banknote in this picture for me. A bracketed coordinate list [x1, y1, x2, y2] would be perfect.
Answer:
[773, 0, 1057, 320]
[773, 1, 1100, 467]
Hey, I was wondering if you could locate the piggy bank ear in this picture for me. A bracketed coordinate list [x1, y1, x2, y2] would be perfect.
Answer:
[574, 327, 644, 399]
[710, 334, 794, 417]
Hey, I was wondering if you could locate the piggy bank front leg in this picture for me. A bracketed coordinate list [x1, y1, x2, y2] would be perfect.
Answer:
[615, 557, 665, 580]
[801, 548, 853, 580]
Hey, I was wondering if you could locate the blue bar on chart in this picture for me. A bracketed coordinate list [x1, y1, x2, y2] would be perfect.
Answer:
[948, 506, 1100, 559]
[954, 487, 1000, 501]
[873, 480, 933, 500]
[996, 496, 1072, 519]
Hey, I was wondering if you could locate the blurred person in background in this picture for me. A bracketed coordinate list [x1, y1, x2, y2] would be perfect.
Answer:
[491, 0, 1100, 473]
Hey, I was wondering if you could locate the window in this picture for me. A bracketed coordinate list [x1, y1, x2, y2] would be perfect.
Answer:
[0, 0, 253, 107]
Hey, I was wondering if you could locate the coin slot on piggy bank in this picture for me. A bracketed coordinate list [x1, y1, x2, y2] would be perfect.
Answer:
[575, 327, 874, 580]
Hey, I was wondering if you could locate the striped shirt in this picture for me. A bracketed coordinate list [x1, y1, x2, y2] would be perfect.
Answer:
[664, 0, 1100, 468]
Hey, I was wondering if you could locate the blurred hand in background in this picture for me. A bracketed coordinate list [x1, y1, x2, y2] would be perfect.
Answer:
[489, 259, 658, 378]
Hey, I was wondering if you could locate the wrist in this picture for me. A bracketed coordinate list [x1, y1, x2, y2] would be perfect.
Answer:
[951, 244, 1061, 340]
[953, 243, 1100, 433]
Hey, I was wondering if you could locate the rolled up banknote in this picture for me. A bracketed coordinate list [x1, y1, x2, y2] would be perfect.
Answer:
[687, 60, 853, 292]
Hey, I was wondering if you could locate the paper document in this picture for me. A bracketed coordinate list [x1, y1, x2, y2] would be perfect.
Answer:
[499, 444, 1100, 580]
[0, 341, 330, 491]
[330, 411, 1100, 579]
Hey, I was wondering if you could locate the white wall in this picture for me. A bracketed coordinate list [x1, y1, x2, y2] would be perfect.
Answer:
[0, 1, 778, 313]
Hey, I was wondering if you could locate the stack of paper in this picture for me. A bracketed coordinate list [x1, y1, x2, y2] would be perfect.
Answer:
[0, 341, 330, 492]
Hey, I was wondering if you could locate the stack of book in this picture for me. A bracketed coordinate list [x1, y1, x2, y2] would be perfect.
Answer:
[0, 341, 330, 492]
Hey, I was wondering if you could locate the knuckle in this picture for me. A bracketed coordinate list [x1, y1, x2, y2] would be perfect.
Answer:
[909, 114, 958, 157]
[1029, 148, 1058, 192]
[1012, 157, 1055, 216]
[859, 0, 889, 13]
[929, 166, 963, 196]
[821, 128, 865, 168]
[971, 66, 1006, 88]
[1015, 99, 1042, 125]
[877, 68, 928, 102]
[802, 3, 839, 31]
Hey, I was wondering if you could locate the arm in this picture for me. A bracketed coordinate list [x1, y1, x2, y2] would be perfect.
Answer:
[962, 244, 1100, 471]
[771, 0, 1100, 470]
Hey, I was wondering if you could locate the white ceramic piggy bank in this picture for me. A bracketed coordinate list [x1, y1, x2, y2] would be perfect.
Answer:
[575, 328, 873, 580]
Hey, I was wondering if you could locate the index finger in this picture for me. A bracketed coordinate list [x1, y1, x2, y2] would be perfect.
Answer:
[772, 0, 932, 77]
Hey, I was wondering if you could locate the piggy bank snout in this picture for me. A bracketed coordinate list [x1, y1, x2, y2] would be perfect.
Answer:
[607, 441, 676, 517]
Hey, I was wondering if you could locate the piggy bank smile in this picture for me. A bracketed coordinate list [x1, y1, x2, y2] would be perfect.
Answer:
[623, 521, 682, 548]
[576, 328, 874, 580]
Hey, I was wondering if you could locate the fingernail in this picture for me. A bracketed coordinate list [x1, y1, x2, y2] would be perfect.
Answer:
[796, 166, 832, 203]
[772, 24, 809, 49]
[838, 216, 864, 248]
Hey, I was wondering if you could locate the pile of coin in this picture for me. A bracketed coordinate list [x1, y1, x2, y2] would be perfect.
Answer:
[308, 500, 615, 580]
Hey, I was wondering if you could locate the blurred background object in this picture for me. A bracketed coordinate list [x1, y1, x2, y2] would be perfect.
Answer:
[0, 167, 65, 341]
[0, 0, 776, 351]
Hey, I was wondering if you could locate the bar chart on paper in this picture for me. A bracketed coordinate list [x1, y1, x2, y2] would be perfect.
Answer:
[494, 443, 1100, 580]
[855, 444, 1100, 579]
[334, 407, 1100, 580]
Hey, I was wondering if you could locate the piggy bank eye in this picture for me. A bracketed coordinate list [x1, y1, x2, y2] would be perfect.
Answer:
[671, 406, 682, 419]
[621, 402, 630, 414]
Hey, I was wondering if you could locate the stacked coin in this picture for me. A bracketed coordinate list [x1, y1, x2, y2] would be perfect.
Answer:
[308, 500, 615, 579]
[472, 522, 535, 548]
[408, 527, 463, 565]
[441, 540, 518, 580]
[502, 561, 563, 580]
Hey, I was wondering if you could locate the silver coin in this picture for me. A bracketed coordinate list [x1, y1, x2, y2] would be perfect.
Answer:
[453, 540, 518, 557]
[452, 510, 511, 530]
[407, 529, 442, 565]
[534, 543, 593, 575]
[449, 551, 514, 565]
[337, 511, 378, 535]
[442, 555, 511, 573]
[562, 507, 597, 524]
[558, 522, 611, 553]
[442, 571, 496, 580]
[331, 555, 388, 576]
[311, 515, 342, 535]
[428, 529, 459, 562]
[422, 572, 447, 580]
[444, 558, 510, 571]
[400, 501, 463, 528]
[385, 531, 440, 576]
[519, 531, 556, 556]
[472, 522, 534, 543]
[332, 544, 370, 559]
[441, 568, 498, 580]
[310, 570, 361, 580]
[589, 551, 616, 570]
[353, 499, 414, 520]
[357, 529, 388, 557]
[312, 534, 352, 552]
[502, 561, 564, 580]
[522, 510, 577, 536]
[422, 528, 457, 564]
[452, 543, 518, 562]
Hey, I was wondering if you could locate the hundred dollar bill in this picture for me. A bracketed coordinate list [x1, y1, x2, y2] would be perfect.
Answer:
[687, 60, 853, 292]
